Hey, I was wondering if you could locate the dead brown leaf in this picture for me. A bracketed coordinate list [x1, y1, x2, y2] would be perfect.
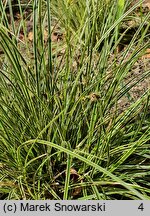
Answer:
[28, 31, 33, 41]
[141, 48, 150, 59]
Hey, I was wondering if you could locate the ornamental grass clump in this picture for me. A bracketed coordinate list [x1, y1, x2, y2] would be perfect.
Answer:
[0, 0, 150, 200]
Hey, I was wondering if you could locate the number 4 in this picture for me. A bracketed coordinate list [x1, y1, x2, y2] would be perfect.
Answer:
[138, 203, 144, 211]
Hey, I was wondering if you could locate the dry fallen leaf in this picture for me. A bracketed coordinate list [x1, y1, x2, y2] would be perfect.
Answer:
[70, 168, 79, 180]
[51, 32, 63, 42]
[28, 30, 48, 42]
[144, 0, 150, 9]
[69, 168, 83, 197]
[88, 93, 101, 102]
[43, 30, 48, 42]
[141, 48, 150, 59]
[28, 31, 33, 41]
